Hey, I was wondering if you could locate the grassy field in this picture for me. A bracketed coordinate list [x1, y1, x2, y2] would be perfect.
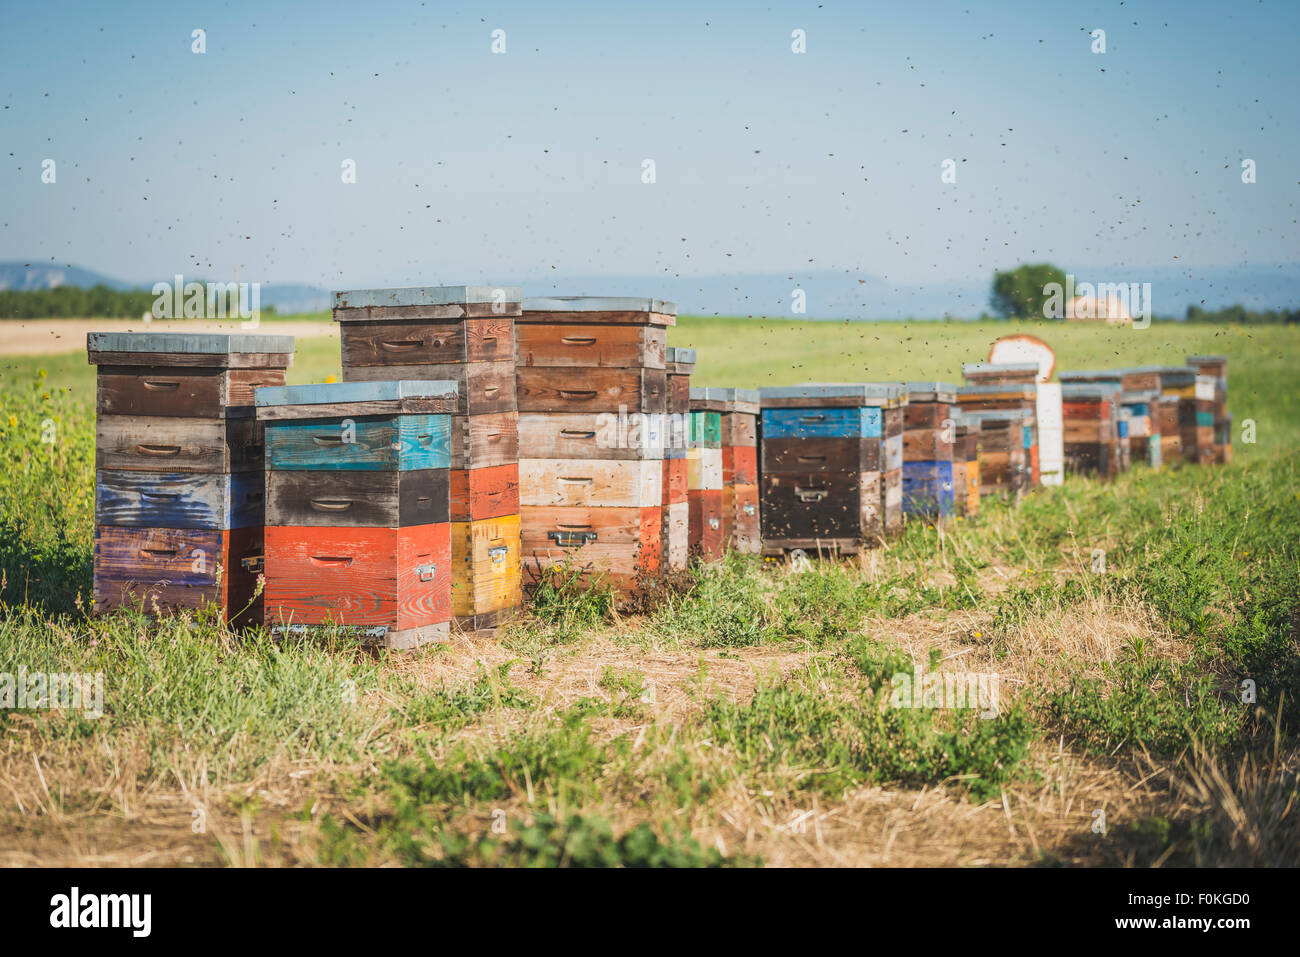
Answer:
[0, 317, 1296, 867]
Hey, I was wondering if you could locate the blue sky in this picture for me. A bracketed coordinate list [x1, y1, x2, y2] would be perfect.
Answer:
[1, 0, 1296, 302]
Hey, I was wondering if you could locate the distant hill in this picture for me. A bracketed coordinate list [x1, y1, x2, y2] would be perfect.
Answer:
[2, 261, 1297, 320]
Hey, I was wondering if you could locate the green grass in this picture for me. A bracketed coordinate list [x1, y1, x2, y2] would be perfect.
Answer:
[0, 317, 1296, 866]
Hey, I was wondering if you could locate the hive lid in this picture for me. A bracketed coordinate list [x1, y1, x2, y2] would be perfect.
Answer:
[962, 362, 1040, 376]
[760, 382, 906, 407]
[905, 381, 959, 401]
[957, 383, 1036, 396]
[87, 332, 295, 367]
[1120, 389, 1161, 403]
[1185, 354, 1228, 364]
[520, 296, 676, 326]
[1061, 383, 1123, 398]
[958, 408, 1036, 423]
[333, 285, 521, 311]
[690, 386, 760, 413]
[1058, 370, 1123, 382]
[254, 379, 459, 419]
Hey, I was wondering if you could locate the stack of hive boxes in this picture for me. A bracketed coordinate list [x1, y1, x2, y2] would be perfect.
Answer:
[662, 347, 694, 571]
[687, 388, 724, 562]
[1185, 355, 1227, 465]
[1059, 382, 1121, 478]
[1119, 367, 1163, 469]
[1119, 389, 1162, 469]
[958, 409, 1034, 495]
[902, 381, 958, 519]
[334, 285, 522, 630]
[717, 388, 761, 554]
[1157, 366, 1198, 466]
[951, 413, 981, 517]
[89, 332, 292, 626]
[516, 296, 672, 593]
[256, 381, 457, 649]
[758, 383, 905, 556]
[959, 363, 1041, 486]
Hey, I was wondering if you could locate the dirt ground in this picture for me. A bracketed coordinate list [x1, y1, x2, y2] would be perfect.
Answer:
[0, 319, 336, 356]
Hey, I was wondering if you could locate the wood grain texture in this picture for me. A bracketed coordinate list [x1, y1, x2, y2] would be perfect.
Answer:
[689, 411, 722, 448]
[518, 308, 675, 327]
[264, 523, 451, 631]
[97, 367, 285, 418]
[264, 414, 450, 471]
[662, 457, 687, 505]
[519, 458, 662, 508]
[449, 412, 518, 469]
[340, 316, 515, 366]
[760, 407, 882, 440]
[722, 445, 758, 485]
[686, 447, 722, 492]
[93, 525, 262, 625]
[95, 469, 263, 529]
[520, 505, 661, 579]
[266, 469, 449, 528]
[450, 515, 522, 618]
[516, 324, 665, 369]
[96, 415, 264, 473]
[720, 412, 757, 447]
[341, 360, 516, 415]
[903, 403, 955, 430]
[688, 488, 724, 562]
[517, 412, 663, 461]
[760, 472, 879, 541]
[516, 367, 667, 414]
[449, 464, 520, 521]
[88, 351, 291, 370]
[902, 430, 955, 462]
[668, 374, 691, 414]
[762, 437, 881, 474]
[722, 483, 760, 555]
[333, 301, 520, 323]
[901, 461, 956, 517]
[661, 500, 689, 571]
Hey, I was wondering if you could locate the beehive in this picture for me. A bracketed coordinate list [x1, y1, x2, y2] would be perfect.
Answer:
[691, 388, 759, 557]
[1060, 382, 1121, 478]
[1185, 355, 1227, 465]
[758, 383, 905, 556]
[1119, 389, 1162, 469]
[88, 332, 294, 626]
[335, 285, 522, 629]
[516, 297, 673, 593]
[902, 382, 958, 518]
[255, 380, 457, 649]
[959, 408, 1036, 494]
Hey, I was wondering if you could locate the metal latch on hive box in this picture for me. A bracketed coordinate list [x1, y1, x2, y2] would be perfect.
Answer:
[240, 555, 264, 574]
[708, 518, 720, 530]
[743, 504, 756, 516]
[487, 545, 509, 566]
[415, 563, 438, 582]
[548, 531, 597, 547]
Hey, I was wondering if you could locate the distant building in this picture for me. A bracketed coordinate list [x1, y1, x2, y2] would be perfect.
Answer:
[1066, 293, 1132, 326]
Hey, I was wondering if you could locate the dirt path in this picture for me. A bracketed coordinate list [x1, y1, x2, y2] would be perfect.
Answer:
[0, 319, 337, 356]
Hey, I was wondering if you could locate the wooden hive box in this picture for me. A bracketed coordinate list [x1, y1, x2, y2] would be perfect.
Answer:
[1060, 383, 1121, 478]
[961, 362, 1039, 385]
[1157, 367, 1199, 465]
[902, 381, 959, 518]
[516, 297, 675, 594]
[686, 388, 728, 562]
[88, 332, 295, 626]
[758, 383, 905, 556]
[958, 409, 1034, 494]
[1119, 389, 1162, 469]
[706, 387, 760, 556]
[255, 380, 458, 648]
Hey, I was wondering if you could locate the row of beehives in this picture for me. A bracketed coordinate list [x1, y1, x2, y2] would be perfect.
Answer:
[87, 288, 1229, 647]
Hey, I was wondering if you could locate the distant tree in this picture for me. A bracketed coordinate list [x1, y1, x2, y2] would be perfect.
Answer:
[990, 263, 1067, 319]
